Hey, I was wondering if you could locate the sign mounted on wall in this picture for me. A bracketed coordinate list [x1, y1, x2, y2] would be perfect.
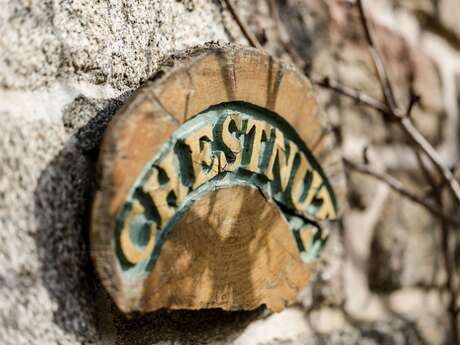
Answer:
[91, 45, 345, 314]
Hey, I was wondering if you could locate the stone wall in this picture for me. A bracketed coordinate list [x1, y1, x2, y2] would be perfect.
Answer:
[0, 0, 459, 344]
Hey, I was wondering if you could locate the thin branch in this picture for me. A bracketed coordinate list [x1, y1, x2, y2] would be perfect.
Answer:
[317, 75, 460, 203]
[314, 69, 460, 204]
[268, 0, 389, 118]
[344, 158, 460, 227]
[405, 90, 421, 118]
[415, 150, 438, 192]
[415, 149, 453, 212]
[222, 0, 263, 50]
[400, 117, 460, 203]
[356, 0, 460, 204]
[436, 191, 459, 345]
[357, 0, 399, 114]
[267, 0, 306, 69]
[314, 77, 389, 116]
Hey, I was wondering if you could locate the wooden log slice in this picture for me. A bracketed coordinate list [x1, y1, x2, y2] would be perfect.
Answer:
[91, 45, 345, 314]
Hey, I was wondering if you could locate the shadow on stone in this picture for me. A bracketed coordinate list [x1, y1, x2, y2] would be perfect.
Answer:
[106, 304, 265, 345]
[33, 92, 268, 343]
[33, 94, 126, 342]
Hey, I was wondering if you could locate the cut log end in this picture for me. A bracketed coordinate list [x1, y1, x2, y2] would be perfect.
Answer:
[91, 45, 344, 315]
[141, 186, 313, 313]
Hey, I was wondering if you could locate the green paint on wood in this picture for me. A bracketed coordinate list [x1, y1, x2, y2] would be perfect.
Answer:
[115, 102, 338, 280]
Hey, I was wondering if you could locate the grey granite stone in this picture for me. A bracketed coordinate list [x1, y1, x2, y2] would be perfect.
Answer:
[0, 1, 246, 344]
[0, 0, 241, 92]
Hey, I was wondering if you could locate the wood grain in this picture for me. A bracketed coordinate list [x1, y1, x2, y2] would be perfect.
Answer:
[91, 45, 345, 314]
[141, 186, 312, 312]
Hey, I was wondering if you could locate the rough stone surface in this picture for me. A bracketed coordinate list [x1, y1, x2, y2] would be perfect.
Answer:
[0, 0, 244, 91]
[1, 0, 459, 344]
[0, 116, 98, 344]
[0, 1, 246, 344]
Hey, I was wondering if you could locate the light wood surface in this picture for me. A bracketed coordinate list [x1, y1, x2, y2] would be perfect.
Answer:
[91, 45, 345, 314]
[142, 186, 312, 312]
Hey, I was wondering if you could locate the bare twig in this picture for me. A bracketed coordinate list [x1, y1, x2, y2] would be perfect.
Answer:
[437, 191, 459, 344]
[405, 91, 421, 118]
[400, 117, 460, 203]
[222, 0, 263, 50]
[415, 150, 438, 192]
[314, 77, 389, 116]
[355, 0, 460, 205]
[357, 4, 460, 340]
[316, 75, 460, 204]
[267, 0, 306, 69]
[357, 0, 399, 114]
[268, 1, 390, 117]
[344, 158, 460, 227]
[416, 145, 459, 344]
